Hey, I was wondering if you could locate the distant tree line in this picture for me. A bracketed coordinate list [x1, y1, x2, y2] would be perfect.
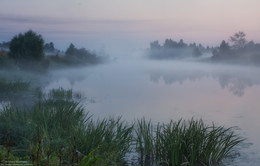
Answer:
[148, 39, 211, 59]
[65, 43, 99, 63]
[0, 30, 107, 71]
[47, 43, 104, 66]
[44, 42, 56, 53]
[148, 32, 260, 65]
[212, 31, 260, 64]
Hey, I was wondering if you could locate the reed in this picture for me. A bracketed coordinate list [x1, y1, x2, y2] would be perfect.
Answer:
[48, 87, 73, 100]
[135, 118, 155, 165]
[135, 118, 244, 166]
[0, 99, 133, 165]
[0, 88, 244, 165]
[0, 79, 30, 93]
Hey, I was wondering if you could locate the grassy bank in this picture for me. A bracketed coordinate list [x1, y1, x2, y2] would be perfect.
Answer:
[0, 88, 244, 165]
[0, 103, 133, 165]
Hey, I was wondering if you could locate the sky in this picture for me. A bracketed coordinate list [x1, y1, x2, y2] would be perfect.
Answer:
[1, 0, 260, 53]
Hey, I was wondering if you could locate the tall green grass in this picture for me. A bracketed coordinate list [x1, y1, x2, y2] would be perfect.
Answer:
[0, 79, 30, 93]
[0, 87, 244, 165]
[0, 106, 245, 166]
[135, 118, 244, 166]
[0, 100, 133, 165]
[35, 87, 83, 104]
[48, 87, 73, 100]
[135, 118, 155, 166]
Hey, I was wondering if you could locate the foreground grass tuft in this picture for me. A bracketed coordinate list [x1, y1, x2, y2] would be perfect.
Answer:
[0, 101, 133, 165]
[0, 87, 244, 165]
[135, 118, 244, 166]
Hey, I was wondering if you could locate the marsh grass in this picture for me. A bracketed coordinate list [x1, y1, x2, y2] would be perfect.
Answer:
[48, 87, 73, 100]
[35, 87, 83, 104]
[0, 79, 30, 93]
[135, 118, 155, 165]
[0, 107, 245, 166]
[0, 99, 133, 165]
[74, 117, 133, 165]
[135, 118, 244, 166]
[0, 79, 35, 108]
[0, 87, 244, 165]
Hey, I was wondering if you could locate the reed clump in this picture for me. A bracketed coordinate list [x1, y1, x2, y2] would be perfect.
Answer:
[135, 118, 244, 166]
[0, 100, 133, 165]
[0, 79, 30, 93]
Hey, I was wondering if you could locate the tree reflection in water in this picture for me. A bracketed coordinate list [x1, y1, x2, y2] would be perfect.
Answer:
[149, 66, 259, 96]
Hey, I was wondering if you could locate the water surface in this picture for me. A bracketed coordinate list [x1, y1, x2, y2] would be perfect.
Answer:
[45, 56, 260, 165]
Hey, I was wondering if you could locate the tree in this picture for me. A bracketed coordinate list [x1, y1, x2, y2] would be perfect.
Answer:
[219, 40, 230, 53]
[229, 31, 247, 49]
[65, 43, 76, 56]
[150, 41, 161, 49]
[192, 47, 202, 57]
[44, 42, 55, 52]
[9, 30, 44, 60]
[163, 39, 178, 48]
[65, 43, 98, 64]
[178, 39, 187, 48]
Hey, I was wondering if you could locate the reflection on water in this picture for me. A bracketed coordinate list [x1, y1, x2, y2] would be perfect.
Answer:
[56, 59, 260, 165]
[2, 57, 260, 165]
[216, 73, 253, 96]
[150, 70, 207, 85]
[149, 63, 259, 96]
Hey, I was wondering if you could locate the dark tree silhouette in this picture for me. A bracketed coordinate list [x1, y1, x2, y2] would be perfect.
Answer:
[192, 47, 202, 57]
[163, 39, 178, 48]
[178, 39, 187, 48]
[9, 30, 44, 60]
[150, 41, 161, 49]
[65, 43, 98, 64]
[44, 42, 55, 52]
[229, 31, 247, 49]
[65, 43, 76, 56]
[219, 40, 230, 53]
[212, 40, 232, 61]
[148, 38, 207, 59]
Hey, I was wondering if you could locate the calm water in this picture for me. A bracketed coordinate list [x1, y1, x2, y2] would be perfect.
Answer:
[45, 55, 260, 165]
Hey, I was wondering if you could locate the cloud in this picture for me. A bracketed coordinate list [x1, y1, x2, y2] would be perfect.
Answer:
[0, 14, 160, 37]
[0, 14, 72, 25]
[0, 14, 153, 27]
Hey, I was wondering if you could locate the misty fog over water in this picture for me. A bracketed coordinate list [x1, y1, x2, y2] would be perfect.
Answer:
[37, 53, 260, 165]
[2, 0, 260, 165]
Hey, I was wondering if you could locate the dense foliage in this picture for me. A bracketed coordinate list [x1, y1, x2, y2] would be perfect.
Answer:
[9, 30, 44, 60]
[147, 31, 260, 66]
[65, 43, 100, 64]
[0, 30, 108, 71]
[148, 39, 209, 59]
[44, 42, 55, 53]
[212, 32, 260, 64]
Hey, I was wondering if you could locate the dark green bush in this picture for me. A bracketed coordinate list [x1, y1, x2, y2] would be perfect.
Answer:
[9, 30, 44, 60]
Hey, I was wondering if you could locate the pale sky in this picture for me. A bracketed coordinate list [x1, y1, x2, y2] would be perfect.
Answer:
[1, 0, 260, 52]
